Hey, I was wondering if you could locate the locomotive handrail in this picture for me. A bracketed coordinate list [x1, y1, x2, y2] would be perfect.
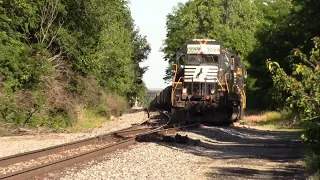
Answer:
[171, 77, 184, 106]
[214, 77, 226, 91]
[173, 77, 183, 92]
[172, 64, 178, 87]
[171, 63, 184, 106]
[235, 84, 247, 109]
[242, 89, 247, 109]
[226, 80, 230, 94]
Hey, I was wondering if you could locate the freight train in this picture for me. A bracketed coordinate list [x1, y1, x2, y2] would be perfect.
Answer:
[150, 39, 247, 125]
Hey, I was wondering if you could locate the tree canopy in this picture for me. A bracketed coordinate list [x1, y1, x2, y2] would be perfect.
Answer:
[0, 0, 150, 128]
[162, 0, 320, 169]
[161, 0, 261, 83]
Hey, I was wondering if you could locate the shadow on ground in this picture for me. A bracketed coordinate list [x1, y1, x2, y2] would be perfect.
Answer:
[155, 125, 308, 180]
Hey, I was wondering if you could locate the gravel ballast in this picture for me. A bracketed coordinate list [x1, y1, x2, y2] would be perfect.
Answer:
[43, 124, 308, 180]
[47, 143, 209, 180]
[0, 109, 146, 158]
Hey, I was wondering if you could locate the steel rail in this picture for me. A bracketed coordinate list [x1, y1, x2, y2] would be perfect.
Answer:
[0, 109, 150, 167]
[0, 109, 152, 167]
[0, 124, 199, 180]
[0, 126, 154, 168]
[0, 138, 136, 180]
[0, 108, 184, 180]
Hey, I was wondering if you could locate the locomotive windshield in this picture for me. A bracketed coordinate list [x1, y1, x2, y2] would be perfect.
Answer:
[220, 55, 229, 70]
[186, 54, 219, 65]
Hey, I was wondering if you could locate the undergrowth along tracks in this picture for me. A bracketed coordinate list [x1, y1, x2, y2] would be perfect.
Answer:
[0, 108, 199, 180]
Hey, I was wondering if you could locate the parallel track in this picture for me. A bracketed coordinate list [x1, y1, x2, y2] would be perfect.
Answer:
[0, 108, 198, 180]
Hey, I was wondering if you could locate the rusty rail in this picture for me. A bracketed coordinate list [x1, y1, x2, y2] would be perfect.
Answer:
[0, 108, 195, 180]
[0, 109, 152, 168]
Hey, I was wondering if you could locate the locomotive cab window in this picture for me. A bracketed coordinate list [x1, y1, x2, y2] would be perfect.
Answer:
[176, 54, 185, 67]
[204, 55, 219, 63]
[186, 54, 219, 65]
[220, 55, 229, 70]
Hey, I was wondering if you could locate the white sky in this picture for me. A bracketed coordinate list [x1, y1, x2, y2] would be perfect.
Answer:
[129, 0, 188, 89]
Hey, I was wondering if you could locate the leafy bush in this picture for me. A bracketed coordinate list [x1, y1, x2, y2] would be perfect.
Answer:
[46, 108, 73, 129]
[0, 0, 150, 131]
[267, 37, 320, 170]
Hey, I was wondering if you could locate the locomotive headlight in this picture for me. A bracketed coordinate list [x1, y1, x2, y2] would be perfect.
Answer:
[182, 88, 187, 94]
[210, 89, 215, 94]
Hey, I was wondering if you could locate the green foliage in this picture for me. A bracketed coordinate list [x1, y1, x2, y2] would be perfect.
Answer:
[0, 35, 51, 92]
[161, 0, 261, 82]
[46, 108, 73, 129]
[305, 149, 320, 177]
[267, 37, 320, 168]
[244, 0, 293, 110]
[247, 0, 320, 110]
[162, 0, 320, 173]
[0, 0, 151, 130]
[162, 0, 320, 171]
[129, 29, 151, 100]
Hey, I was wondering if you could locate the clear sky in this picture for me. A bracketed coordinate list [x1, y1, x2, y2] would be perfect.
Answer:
[129, 0, 188, 89]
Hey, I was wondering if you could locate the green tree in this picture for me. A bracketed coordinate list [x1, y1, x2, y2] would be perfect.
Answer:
[0, 0, 151, 128]
[247, 0, 320, 110]
[128, 28, 151, 104]
[246, 0, 293, 109]
[267, 37, 320, 168]
[161, 0, 261, 83]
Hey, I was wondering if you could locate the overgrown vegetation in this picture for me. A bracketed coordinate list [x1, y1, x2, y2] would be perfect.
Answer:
[0, 0, 151, 132]
[267, 37, 320, 175]
[161, 0, 260, 85]
[162, 0, 320, 176]
[243, 110, 300, 131]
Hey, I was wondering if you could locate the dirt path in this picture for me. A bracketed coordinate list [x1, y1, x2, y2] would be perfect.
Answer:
[160, 124, 308, 180]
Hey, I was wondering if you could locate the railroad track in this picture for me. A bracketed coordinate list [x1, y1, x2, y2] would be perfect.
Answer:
[0, 108, 199, 180]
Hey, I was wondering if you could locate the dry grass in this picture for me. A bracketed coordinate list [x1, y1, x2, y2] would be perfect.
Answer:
[244, 111, 282, 122]
[68, 92, 129, 133]
[243, 110, 301, 131]
[307, 172, 320, 180]
[0, 121, 19, 137]
[67, 107, 108, 132]
[0, 122, 15, 136]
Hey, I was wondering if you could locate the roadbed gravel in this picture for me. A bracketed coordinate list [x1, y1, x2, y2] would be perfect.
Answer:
[0, 108, 146, 158]
[40, 124, 308, 180]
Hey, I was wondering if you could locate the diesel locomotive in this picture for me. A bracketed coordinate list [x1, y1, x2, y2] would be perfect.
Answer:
[150, 39, 247, 124]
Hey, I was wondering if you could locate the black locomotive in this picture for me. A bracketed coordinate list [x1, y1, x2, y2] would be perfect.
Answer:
[150, 39, 247, 125]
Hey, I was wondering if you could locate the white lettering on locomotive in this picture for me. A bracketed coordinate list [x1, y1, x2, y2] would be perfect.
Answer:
[184, 65, 219, 82]
[187, 44, 220, 54]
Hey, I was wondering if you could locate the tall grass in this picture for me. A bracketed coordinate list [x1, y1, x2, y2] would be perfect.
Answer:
[67, 108, 108, 132]
[304, 147, 320, 180]
[243, 110, 300, 130]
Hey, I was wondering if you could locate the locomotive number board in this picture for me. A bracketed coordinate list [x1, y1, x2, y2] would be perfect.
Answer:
[187, 44, 220, 54]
